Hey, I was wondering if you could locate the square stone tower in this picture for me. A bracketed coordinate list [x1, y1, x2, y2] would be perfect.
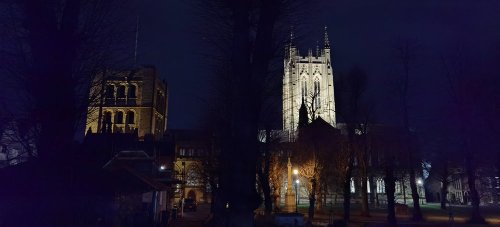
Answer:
[86, 65, 168, 140]
[283, 27, 336, 141]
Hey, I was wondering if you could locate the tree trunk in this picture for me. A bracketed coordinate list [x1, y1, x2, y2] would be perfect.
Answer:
[409, 167, 423, 221]
[257, 129, 272, 215]
[308, 179, 317, 219]
[369, 175, 376, 205]
[360, 172, 370, 216]
[273, 190, 281, 212]
[385, 157, 397, 225]
[360, 147, 370, 216]
[465, 150, 485, 223]
[440, 178, 448, 210]
[343, 158, 353, 222]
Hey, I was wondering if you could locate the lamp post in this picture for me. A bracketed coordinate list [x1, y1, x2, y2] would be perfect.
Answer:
[295, 179, 299, 213]
[293, 169, 299, 213]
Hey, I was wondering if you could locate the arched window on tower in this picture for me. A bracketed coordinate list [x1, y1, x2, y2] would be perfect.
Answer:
[313, 79, 321, 108]
[127, 111, 135, 124]
[105, 85, 115, 104]
[114, 111, 124, 124]
[104, 111, 112, 123]
[127, 84, 137, 105]
[106, 85, 115, 98]
[117, 85, 126, 98]
[128, 84, 136, 98]
[117, 85, 126, 105]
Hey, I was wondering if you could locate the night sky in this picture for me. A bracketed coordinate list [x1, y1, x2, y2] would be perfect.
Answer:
[136, 0, 500, 129]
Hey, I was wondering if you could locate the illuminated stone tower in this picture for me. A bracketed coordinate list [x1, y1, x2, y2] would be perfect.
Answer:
[86, 65, 168, 140]
[283, 27, 336, 140]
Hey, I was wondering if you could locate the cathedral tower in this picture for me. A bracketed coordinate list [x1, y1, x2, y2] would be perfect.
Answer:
[282, 27, 336, 140]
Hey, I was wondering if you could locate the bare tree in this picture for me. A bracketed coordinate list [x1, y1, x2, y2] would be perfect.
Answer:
[394, 40, 423, 221]
[195, 1, 315, 225]
[0, 0, 135, 225]
[440, 48, 488, 223]
[336, 65, 370, 221]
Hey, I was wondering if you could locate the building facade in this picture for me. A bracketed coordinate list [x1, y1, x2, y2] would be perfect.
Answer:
[168, 130, 214, 204]
[86, 65, 168, 140]
[282, 27, 336, 141]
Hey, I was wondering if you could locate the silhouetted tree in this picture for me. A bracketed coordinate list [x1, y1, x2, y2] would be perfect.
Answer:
[196, 1, 310, 225]
[440, 48, 488, 223]
[394, 40, 423, 221]
[336, 66, 370, 221]
[0, 0, 134, 225]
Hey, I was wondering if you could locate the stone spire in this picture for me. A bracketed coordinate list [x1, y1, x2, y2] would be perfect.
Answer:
[289, 26, 295, 47]
[324, 26, 330, 48]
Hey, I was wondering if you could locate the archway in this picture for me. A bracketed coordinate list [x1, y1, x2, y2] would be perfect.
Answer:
[187, 190, 196, 201]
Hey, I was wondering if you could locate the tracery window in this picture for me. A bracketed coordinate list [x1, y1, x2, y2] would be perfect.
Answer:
[313, 79, 321, 108]
[301, 79, 307, 101]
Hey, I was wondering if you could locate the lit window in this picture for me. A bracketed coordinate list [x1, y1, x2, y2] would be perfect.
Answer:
[377, 179, 385, 193]
[350, 178, 355, 193]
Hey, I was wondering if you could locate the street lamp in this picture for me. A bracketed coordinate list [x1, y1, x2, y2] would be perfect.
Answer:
[293, 169, 299, 213]
[295, 179, 300, 213]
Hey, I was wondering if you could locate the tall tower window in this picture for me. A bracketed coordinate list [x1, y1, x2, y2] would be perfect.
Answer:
[127, 111, 135, 124]
[105, 85, 115, 98]
[103, 111, 112, 123]
[313, 79, 321, 108]
[128, 85, 136, 98]
[117, 85, 126, 105]
[117, 85, 126, 98]
[115, 111, 124, 124]
[301, 79, 307, 100]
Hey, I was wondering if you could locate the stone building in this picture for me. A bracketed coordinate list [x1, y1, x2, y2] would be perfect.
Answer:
[167, 129, 214, 204]
[282, 27, 336, 141]
[86, 65, 168, 140]
[426, 167, 500, 205]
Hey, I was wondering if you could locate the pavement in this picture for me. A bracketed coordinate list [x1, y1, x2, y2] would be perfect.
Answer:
[169, 203, 500, 226]
[170, 203, 211, 227]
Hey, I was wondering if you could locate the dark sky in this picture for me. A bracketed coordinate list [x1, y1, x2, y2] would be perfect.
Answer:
[136, 0, 500, 129]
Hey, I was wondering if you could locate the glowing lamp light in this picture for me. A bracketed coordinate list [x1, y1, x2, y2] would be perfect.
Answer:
[293, 169, 298, 175]
[159, 165, 166, 171]
[296, 179, 300, 184]
[417, 179, 423, 186]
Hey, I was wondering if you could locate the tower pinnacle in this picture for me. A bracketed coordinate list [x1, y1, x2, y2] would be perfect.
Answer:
[316, 41, 319, 56]
[324, 26, 330, 48]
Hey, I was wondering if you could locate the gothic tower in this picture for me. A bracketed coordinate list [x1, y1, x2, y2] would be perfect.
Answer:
[282, 27, 336, 141]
